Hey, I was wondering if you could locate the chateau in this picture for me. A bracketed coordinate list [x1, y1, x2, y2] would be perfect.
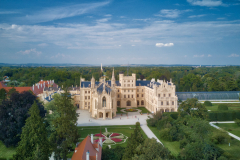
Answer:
[39, 68, 178, 119]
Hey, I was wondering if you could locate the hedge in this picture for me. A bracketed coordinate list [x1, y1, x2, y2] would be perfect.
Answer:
[162, 112, 178, 120]
[204, 101, 212, 106]
[218, 104, 228, 111]
[208, 111, 240, 121]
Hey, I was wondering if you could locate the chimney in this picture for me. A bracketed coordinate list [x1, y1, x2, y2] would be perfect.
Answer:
[91, 134, 93, 144]
[86, 150, 90, 160]
[48, 95, 51, 100]
[44, 82, 45, 88]
[62, 85, 63, 88]
[38, 84, 39, 89]
[41, 84, 42, 88]
[99, 138, 103, 147]
[33, 85, 34, 91]
[57, 85, 58, 88]
[72, 85, 73, 88]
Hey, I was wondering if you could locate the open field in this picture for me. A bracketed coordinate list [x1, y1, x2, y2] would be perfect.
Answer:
[77, 125, 148, 148]
[217, 123, 240, 138]
[206, 103, 240, 111]
[0, 141, 16, 159]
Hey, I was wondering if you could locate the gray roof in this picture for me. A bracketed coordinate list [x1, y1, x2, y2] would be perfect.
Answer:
[97, 83, 112, 94]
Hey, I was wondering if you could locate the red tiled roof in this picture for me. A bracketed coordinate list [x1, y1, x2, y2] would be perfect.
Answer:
[71, 136, 102, 160]
[0, 81, 32, 93]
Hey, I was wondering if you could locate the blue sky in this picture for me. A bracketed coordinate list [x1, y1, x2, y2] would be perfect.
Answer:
[0, 0, 240, 65]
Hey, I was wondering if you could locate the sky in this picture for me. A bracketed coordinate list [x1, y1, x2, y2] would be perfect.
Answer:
[0, 0, 240, 65]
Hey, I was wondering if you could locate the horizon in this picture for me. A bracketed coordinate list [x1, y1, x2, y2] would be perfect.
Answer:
[0, 0, 240, 65]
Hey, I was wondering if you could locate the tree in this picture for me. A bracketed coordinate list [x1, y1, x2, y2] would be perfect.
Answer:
[132, 138, 171, 160]
[101, 146, 125, 160]
[123, 122, 145, 159]
[13, 101, 50, 160]
[7, 87, 18, 97]
[49, 89, 79, 160]
[178, 98, 208, 120]
[0, 88, 7, 101]
[0, 91, 46, 147]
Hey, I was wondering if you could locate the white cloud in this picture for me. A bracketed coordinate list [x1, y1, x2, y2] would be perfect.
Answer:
[156, 43, 174, 47]
[155, 9, 191, 18]
[194, 54, 205, 57]
[96, 18, 110, 23]
[208, 54, 212, 57]
[131, 45, 135, 46]
[18, 48, 42, 56]
[105, 14, 112, 17]
[23, 1, 110, 23]
[38, 43, 48, 47]
[228, 53, 239, 57]
[184, 55, 187, 57]
[50, 53, 66, 58]
[187, 0, 223, 7]
[189, 14, 206, 18]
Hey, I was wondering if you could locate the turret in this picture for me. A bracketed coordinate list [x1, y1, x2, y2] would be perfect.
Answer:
[91, 75, 95, 88]
[111, 68, 115, 87]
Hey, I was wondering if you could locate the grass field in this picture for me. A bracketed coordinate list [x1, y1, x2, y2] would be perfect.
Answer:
[0, 141, 16, 159]
[148, 125, 240, 159]
[206, 103, 240, 111]
[77, 125, 148, 148]
[147, 125, 181, 157]
[137, 107, 150, 113]
[116, 107, 126, 114]
[217, 123, 240, 138]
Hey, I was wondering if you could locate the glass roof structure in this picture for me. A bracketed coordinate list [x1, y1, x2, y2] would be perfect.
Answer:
[176, 91, 240, 101]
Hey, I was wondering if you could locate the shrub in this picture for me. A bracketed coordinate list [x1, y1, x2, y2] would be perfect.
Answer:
[179, 137, 188, 149]
[111, 138, 122, 142]
[159, 128, 172, 141]
[204, 101, 212, 106]
[217, 156, 228, 160]
[235, 118, 240, 126]
[228, 129, 232, 131]
[211, 130, 230, 144]
[218, 104, 228, 111]
[110, 133, 120, 137]
[0, 158, 7, 160]
[208, 111, 240, 121]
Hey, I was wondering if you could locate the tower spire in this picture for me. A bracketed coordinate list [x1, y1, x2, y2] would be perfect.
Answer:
[112, 67, 115, 80]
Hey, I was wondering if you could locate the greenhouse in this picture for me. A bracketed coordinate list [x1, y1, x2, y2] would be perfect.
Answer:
[176, 91, 240, 101]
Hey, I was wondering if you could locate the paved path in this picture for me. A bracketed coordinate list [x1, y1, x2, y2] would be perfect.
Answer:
[209, 121, 240, 141]
[76, 109, 162, 144]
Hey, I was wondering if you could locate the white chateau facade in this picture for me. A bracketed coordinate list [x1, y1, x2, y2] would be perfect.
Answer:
[41, 68, 178, 120]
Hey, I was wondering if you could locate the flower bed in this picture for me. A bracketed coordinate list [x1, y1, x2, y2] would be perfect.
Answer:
[94, 133, 105, 137]
[111, 138, 122, 142]
[125, 109, 137, 112]
[104, 139, 114, 144]
[94, 138, 105, 143]
[110, 133, 120, 137]
[110, 135, 124, 139]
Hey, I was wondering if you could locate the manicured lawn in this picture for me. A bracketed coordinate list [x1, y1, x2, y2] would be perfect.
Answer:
[147, 125, 181, 157]
[137, 107, 150, 113]
[217, 123, 240, 137]
[77, 125, 148, 148]
[0, 141, 16, 159]
[116, 107, 126, 114]
[206, 103, 240, 111]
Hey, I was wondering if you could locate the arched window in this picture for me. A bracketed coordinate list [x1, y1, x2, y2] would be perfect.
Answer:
[137, 100, 139, 105]
[141, 100, 144, 105]
[102, 97, 106, 107]
[117, 101, 120, 106]
[127, 101, 131, 106]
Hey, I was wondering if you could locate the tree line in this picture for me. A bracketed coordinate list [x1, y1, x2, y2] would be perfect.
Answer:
[1, 66, 240, 92]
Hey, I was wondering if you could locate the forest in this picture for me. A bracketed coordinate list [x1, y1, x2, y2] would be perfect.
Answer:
[1, 66, 240, 92]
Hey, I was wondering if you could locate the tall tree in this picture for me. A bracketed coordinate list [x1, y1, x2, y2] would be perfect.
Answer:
[0, 91, 46, 147]
[50, 89, 79, 160]
[7, 87, 18, 97]
[0, 88, 7, 101]
[13, 101, 49, 160]
[123, 122, 145, 160]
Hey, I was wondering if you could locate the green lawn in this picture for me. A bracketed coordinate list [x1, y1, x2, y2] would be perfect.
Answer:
[216, 123, 240, 138]
[147, 125, 181, 157]
[206, 103, 240, 111]
[116, 107, 126, 114]
[77, 125, 148, 148]
[0, 141, 16, 159]
[137, 107, 150, 113]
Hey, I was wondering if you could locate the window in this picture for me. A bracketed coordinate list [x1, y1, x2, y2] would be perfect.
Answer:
[137, 89, 139, 92]
[142, 94, 144, 97]
[85, 102, 87, 105]
[161, 101, 163, 105]
[164, 94, 165, 97]
[102, 97, 106, 107]
[127, 84, 130, 87]
[128, 90, 130, 92]
[128, 80, 130, 82]
[128, 95, 130, 98]
[132, 90, 133, 92]
[142, 89, 144, 92]
[88, 91, 90, 93]
[85, 96, 87, 100]
[124, 90, 126, 92]
[172, 101, 174, 105]
[137, 94, 139, 97]
[117, 101, 120, 106]
[88, 96, 90, 99]
[85, 91, 87, 94]
[132, 80, 133, 82]
[127, 101, 131, 106]
[118, 94, 120, 98]
[118, 89, 119, 92]
[132, 95, 133, 98]
[169, 94, 171, 97]
[141, 100, 144, 105]
[124, 84, 126, 87]
[167, 101, 169, 105]
[132, 84, 133, 87]
[88, 102, 90, 105]
[137, 100, 139, 105]
[158, 94, 160, 97]
[124, 95, 126, 98]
